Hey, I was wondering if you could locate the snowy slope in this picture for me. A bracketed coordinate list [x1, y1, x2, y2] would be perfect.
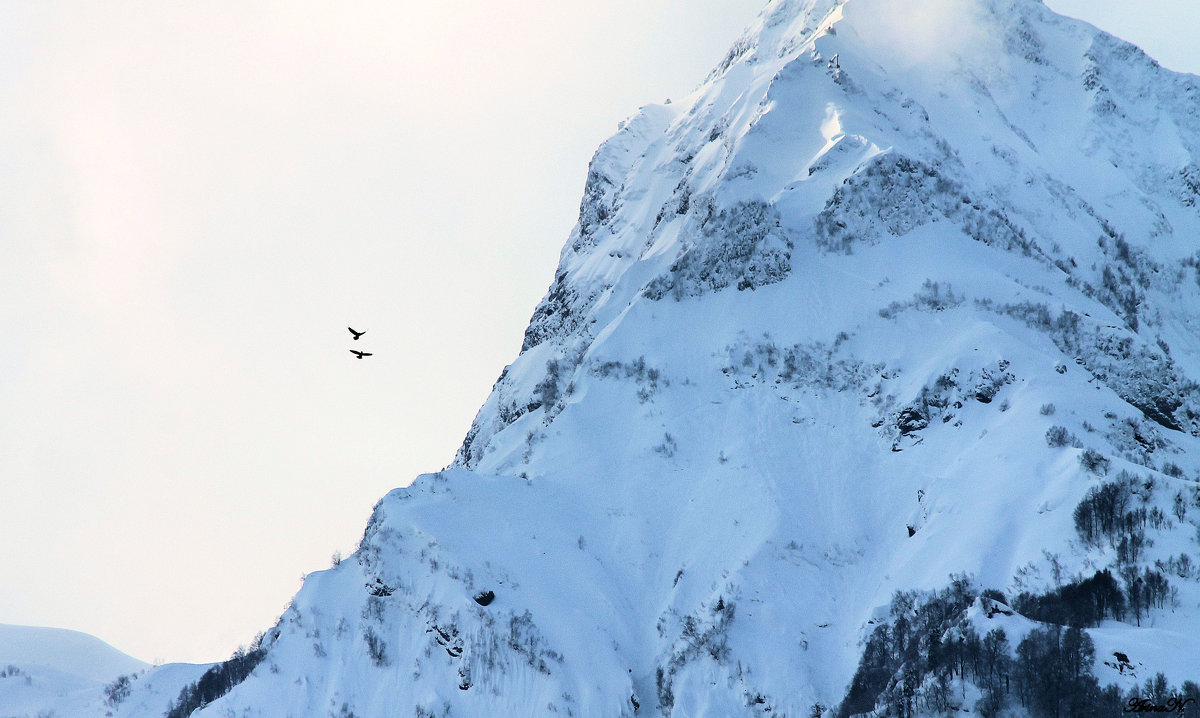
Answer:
[22, 0, 1200, 715]
[0, 623, 147, 683]
[0, 623, 215, 718]
[0, 623, 160, 717]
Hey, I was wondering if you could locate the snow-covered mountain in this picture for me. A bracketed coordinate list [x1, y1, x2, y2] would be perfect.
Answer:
[18, 0, 1200, 715]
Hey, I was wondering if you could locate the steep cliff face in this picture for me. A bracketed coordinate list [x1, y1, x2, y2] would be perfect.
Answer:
[60, 0, 1200, 716]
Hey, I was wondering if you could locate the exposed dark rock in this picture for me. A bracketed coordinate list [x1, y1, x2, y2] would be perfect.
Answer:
[897, 407, 929, 435]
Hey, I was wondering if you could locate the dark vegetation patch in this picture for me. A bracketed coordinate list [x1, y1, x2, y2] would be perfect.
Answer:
[814, 153, 1042, 259]
[977, 299, 1200, 434]
[166, 644, 266, 718]
[837, 576, 1198, 718]
[645, 200, 793, 301]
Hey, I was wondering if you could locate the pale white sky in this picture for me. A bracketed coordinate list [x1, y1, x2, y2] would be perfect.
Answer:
[0, 0, 1197, 665]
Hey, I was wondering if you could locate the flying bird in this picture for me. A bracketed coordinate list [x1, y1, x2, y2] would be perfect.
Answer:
[348, 326, 366, 340]
[350, 350, 373, 359]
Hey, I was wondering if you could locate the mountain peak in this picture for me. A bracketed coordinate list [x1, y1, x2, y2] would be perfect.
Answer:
[461, 0, 1200, 472]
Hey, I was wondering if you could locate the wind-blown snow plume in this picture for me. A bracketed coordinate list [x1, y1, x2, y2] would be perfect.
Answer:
[842, 0, 1004, 76]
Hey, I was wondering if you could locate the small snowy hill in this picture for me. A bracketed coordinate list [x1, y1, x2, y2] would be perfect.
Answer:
[0, 624, 214, 718]
[0, 623, 147, 683]
[22, 0, 1200, 715]
[0, 623, 161, 717]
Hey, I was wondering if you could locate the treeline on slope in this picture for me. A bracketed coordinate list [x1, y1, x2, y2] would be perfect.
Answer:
[836, 577, 1199, 718]
[1012, 565, 1173, 630]
[1072, 470, 1176, 553]
[165, 643, 266, 718]
[1003, 463, 1186, 631]
[1010, 569, 1126, 628]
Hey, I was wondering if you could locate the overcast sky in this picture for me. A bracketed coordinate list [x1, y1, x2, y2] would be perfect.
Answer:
[1, 0, 1198, 666]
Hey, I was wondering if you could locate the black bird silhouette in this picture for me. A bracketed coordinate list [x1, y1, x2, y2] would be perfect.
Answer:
[350, 349, 373, 359]
[348, 326, 366, 340]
